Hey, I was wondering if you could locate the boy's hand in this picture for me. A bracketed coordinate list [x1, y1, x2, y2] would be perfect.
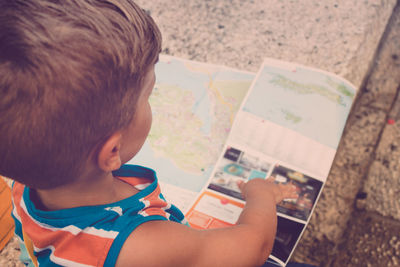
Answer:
[238, 178, 298, 204]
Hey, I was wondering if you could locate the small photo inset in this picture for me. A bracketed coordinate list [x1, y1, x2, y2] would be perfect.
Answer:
[270, 164, 323, 221]
[223, 147, 242, 162]
[271, 216, 305, 264]
[208, 147, 272, 200]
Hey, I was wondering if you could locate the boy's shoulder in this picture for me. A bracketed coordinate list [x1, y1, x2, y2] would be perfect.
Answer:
[116, 219, 196, 266]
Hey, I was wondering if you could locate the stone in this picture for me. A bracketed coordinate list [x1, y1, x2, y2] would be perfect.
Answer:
[358, 8, 400, 110]
[334, 105, 387, 173]
[333, 211, 400, 267]
[361, 19, 400, 217]
[136, 0, 396, 88]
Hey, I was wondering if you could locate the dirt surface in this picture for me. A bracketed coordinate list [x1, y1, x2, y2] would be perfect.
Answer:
[0, 237, 24, 267]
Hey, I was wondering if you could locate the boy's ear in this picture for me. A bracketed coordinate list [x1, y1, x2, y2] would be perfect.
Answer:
[97, 132, 122, 172]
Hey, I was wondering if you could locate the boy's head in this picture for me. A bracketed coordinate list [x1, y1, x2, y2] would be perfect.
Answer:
[0, 0, 161, 189]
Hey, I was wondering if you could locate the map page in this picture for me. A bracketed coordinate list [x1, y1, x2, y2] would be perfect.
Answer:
[187, 58, 357, 266]
[242, 58, 356, 149]
[130, 55, 254, 199]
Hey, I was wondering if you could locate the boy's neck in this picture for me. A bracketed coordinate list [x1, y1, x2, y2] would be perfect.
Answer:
[32, 171, 139, 211]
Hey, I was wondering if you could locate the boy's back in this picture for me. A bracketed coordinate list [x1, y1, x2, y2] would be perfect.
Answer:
[0, 1, 297, 266]
[11, 165, 189, 266]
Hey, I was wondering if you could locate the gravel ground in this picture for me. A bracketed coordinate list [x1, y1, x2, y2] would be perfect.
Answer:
[0, 236, 24, 267]
[333, 211, 400, 266]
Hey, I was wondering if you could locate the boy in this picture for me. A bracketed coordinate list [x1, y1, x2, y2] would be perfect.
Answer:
[0, 0, 297, 266]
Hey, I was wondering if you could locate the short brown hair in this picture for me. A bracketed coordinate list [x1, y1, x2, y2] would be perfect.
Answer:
[0, 0, 161, 189]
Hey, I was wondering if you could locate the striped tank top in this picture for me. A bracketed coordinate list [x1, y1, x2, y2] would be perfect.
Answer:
[12, 165, 188, 266]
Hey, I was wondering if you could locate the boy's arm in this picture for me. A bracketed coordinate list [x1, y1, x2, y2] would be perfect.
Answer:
[116, 179, 297, 267]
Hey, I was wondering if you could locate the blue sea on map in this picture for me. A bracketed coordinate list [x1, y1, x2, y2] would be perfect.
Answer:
[242, 65, 355, 149]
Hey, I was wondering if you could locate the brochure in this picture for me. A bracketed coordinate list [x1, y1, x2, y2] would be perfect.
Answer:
[131, 55, 356, 266]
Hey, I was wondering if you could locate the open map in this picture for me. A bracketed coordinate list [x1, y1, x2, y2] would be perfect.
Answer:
[184, 58, 356, 266]
[131, 56, 254, 192]
[130, 56, 357, 266]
